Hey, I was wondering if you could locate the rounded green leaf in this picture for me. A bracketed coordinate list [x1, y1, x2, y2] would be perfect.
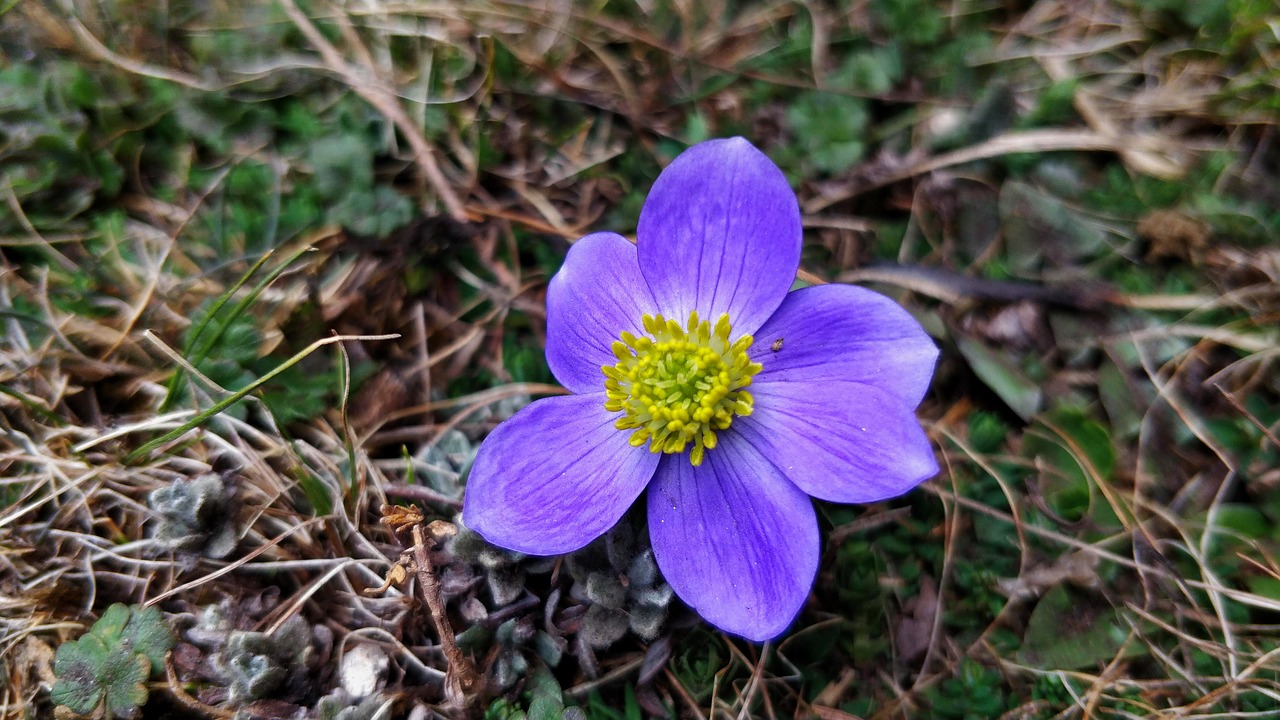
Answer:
[121, 605, 175, 676]
[89, 604, 132, 643]
[100, 648, 150, 719]
[51, 634, 109, 715]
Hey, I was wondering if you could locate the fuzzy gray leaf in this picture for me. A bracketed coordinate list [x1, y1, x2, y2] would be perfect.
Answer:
[604, 522, 635, 570]
[628, 603, 667, 642]
[226, 652, 285, 702]
[585, 572, 626, 610]
[632, 583, 674, 609]
[626, 549, 658, 587]
[581, 605, 628, 649]
[488, 564, 526, 607]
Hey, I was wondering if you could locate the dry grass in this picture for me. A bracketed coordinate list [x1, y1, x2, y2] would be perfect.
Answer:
[2, 0, 1279, 718]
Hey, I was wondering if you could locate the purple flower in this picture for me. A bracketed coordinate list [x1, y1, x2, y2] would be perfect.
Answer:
[462, 138, 938, 641]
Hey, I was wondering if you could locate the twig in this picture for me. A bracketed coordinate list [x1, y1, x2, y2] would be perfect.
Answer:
[804, 128, 1177, 213]
[165, 653, 236, 719]
[827, 507, 912, 546]
[565, 655, 647, 699]
[409, 520, 482, 714]
[662, 667, 709, 720]
[1038, 55, 1186, 180]
[145, 517, 330, 606]
[63, 15, 218, 91]
[735, 642, 770, 720]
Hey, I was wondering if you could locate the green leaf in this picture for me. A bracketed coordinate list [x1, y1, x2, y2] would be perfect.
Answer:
[1214, 504, 1269, 540]
[89, 604, 131, 644]
[329, 186, 415, 239]
[684, 112, 710, 144]
[260, 363, 334, 425]
[121, 605, 175, 676]
[1097, 361, 1145, 439]
[295, 468, 335, 517]
[1247, 575, 1280, 602]
[833, 48, 903, 95]
[526, 697, 566, 720]
[1023, 79, 1080, 127]
[526, 663, 562, 701]
[967, 411, 1009, 454]
[999, 181, 1109, 274]
[100, 648, 150, 719]
[1023, 408, 1117, 525]
[785, 91, 869, 174]
[308, 134, 375, 197]
[955, 337, 1041, 421]
[622, 683, 642, 720]
[51, 634, 109, 714]
[1017, 586, 1136, 670]
[872, 0, 944, 45]
[51, 605, 172, 718]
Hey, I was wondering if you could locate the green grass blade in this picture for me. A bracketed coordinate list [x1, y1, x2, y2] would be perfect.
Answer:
[131, 333, 398, 463]
[160, 245, 314, 411]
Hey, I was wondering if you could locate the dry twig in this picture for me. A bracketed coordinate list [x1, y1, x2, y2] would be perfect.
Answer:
[381, 505, 481, 715]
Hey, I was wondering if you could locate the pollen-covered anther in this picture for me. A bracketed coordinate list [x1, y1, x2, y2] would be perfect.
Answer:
[602, 311, 763, 466]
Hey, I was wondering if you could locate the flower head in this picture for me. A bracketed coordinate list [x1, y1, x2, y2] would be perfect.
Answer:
[463, 138, 939, 641]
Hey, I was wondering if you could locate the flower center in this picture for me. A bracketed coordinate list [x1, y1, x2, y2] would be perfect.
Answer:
[602, 311, 763, 466]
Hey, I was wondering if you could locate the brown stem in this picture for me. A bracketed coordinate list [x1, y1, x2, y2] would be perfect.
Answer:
[411, 522, 482, 715]
[164, 653, 235, 719]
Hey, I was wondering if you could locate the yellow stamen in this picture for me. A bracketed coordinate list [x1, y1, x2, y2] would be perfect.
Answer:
[601, 312, 761, 466]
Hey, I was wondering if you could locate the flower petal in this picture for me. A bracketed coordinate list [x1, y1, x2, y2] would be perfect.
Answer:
[647, 433, 818, 641]
[546, 232, 659, 394]
[750, 284, 939, 407]
[736, 380, 938, 504]
[463, 393, 658, 555]
[637, 137, 801, 336]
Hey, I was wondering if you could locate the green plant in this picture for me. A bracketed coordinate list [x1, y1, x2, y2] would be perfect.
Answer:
[564, 520, 674, 648]
[212, 614, 314, 704]
[449, 517, 555, 608]
[459, 617, 566, 694]
[669, 628, 723, 704]
[784, 91, 870, 175]
[483, 663, 585, 720]
[923, 657, 1010, 718]
[149, 474, 237, 558]
[50, 604, 175, 719]
[307, 133, 415, 238]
